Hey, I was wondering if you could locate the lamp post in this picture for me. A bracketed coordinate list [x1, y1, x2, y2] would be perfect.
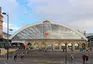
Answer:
[65, 43, 67, 64]
[2, 12, 9, 60]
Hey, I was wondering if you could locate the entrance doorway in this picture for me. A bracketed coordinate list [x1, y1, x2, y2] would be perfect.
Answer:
[61, 43, 66, 52]
[27, 43, 32, 49]
[54, 43, 59, 49]
[41, 43, 46, 49]
[34, 43, 39, 49]
[67, 43, 72, 51]
[82, 43, 86, 49]
[47, 43, 52, 49]
[74, 43, 79, 50]
[61, 43, 65, 49]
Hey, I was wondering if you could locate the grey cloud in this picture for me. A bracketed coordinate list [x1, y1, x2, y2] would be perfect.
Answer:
[27, 0, 93, 33]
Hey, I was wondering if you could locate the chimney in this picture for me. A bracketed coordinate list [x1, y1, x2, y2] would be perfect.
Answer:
[0, 7, 3, 38]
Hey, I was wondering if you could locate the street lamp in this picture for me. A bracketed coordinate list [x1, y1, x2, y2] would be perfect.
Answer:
[65, 43, 67, 64]
[2, 12, 9, 60]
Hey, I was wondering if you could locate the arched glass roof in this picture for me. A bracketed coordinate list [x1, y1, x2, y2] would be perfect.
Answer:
[9, 20, 87, 40]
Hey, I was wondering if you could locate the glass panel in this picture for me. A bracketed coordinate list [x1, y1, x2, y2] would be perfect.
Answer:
[12, 23, 82, 39]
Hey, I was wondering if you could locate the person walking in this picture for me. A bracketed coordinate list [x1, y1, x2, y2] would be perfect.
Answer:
[85, 55, 88, 64]
[90, 48, 92, 51]
[70, 53, 74, 60]
[20, 52, 24, 60]
[82, 54, 88, 64]
[13, 53, 17, 61]
[82, 54, 86, 64]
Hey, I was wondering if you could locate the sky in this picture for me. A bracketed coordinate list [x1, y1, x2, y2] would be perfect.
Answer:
[0, 0, 93, 34]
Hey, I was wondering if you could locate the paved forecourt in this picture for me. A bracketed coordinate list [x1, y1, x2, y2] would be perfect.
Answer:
[0, 50, 93, 64]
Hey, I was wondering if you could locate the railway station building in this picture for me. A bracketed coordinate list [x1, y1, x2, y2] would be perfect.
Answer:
[9, 20, 88, 51]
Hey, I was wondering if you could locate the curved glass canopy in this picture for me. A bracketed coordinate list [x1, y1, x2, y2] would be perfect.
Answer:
[10, 20, 87, 40]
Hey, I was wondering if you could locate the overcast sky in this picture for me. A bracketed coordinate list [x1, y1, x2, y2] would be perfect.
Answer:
[0, 0, 93, 33]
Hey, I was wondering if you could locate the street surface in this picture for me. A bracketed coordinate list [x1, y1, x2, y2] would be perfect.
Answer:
[0, 50, 93, 64]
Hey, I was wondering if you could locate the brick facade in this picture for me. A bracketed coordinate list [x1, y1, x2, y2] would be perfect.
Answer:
[0, 7, 3, 38]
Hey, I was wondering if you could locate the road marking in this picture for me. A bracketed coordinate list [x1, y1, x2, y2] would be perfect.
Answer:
[19, 61, 26, 64]
[33, 60, 38, 62]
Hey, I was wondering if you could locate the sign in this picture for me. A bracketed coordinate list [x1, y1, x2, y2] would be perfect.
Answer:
[44, 32, 48, 37]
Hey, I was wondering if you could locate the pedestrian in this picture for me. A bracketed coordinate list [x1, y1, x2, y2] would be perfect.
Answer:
[20, 52, 24, 60]
[82, 54, 88, 64]
[86, 55, 88, 64]
[90, 48, 92, 51]
[63, 48, 64, 52]
[70, 53, 74, 60]
[13, 53, 17, 61]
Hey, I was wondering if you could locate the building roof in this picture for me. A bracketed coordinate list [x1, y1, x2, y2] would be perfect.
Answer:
[9, 20, 87, 40]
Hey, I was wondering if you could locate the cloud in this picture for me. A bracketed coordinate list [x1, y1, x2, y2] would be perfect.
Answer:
[0, 0, 18, 10]
[69, 0, 93, 7]
[3, 22, 19, 34]
[27, 0, 93, 33]
[0, 0, 19, 19]
[69, 19, 93, 30]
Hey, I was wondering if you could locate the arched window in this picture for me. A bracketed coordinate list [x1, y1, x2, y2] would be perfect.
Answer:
[54, 43, 59, 49]
[42, 43, 46, 49]
[34, 43, 39, 49]
[74, 43, 79, 49]
[28, 43, 31, 45]
[68, 43, 72, 46]
[48, 43, 52, 49]
[61, 43, 65, 49]
[27, 43, 32, 49]
[68, 43, 72, 50]
[82, 43, 86, 49]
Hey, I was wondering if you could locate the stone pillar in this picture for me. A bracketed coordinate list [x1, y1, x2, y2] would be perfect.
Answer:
[46, 43, 48, 49]
[52, 43, 55, 49]
[85, 41, 88, 50]
[72, 44, 75, 52]
[32, 42, 34, 49]
[24, 41, 28, 49]
[39, 42, 42, 49]
[79, 43, 82, 50]
[59, 43, 62, 50]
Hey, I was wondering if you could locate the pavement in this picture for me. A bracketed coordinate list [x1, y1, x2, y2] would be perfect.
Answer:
[0, 50, 93, 64]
